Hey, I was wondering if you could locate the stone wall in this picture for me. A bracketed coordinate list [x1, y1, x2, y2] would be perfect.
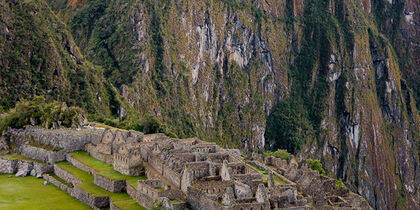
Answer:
[162, 165, 181, 188]
[149, 154, 164, 173]
[0, 157, 52, 177]
[24, 126, 104, 152]
[66, 154, 94, 173]
[71, 186, 109, 209]
[0, 157, 17, 174]
[136, 191, 154, 209]
[54, 164, 83, 185]
[127, 183, 137, 199]
[86, 143, 113, 164]
[43, 174, 73, 194]
[186, 187, 221, 210]
[19, 145, 66, 164]
[109, 199, 121, 210]
[93, 174, 126, 193]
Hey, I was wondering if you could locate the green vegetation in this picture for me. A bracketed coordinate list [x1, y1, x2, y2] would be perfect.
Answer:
[69, 151, 146, 183]
[247, 163, 287, 185]
[49, 173, 73, 188]
[335, 179, 346, 188]
[306, 158, 326, 175]
[263, 149, 292, 161]
[0, 96, 84, 132]
[170, 199, 184, 204]
[0, 174, 90, 210]
[1, 153, 46, 165]
[0, 0, 111, 116]
[55, 162, 146, 210]
[265, 98, 314, 154]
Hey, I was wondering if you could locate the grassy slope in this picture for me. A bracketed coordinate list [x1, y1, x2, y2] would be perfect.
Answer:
[68, 151, 146, 185]
[0, 175, 90, 210]
[55, 162, 145, 210]
[247, 162, 287, 185]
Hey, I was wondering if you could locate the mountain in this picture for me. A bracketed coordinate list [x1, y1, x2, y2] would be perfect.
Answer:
[0, 0, 111, 116]
[1, 0, 419, 209]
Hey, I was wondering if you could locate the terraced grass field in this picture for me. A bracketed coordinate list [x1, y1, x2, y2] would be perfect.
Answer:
[55, 161, 147, 210]
[69, 151, 147, 186]
[0, 175, 90, 210]
[247, 162, 288, 185]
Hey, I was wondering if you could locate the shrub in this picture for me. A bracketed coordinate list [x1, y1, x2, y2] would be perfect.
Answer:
[0, 96, 85, 132]
[142, 116, 161, 134]
[335, 179, 346, 188]
[263, 149, 292, 160]
[265, 97, 313, 154]
[306, 158, 326, 175]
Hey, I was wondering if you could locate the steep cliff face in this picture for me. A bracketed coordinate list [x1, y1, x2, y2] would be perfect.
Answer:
[0, 0, 110, 115]
[43, 0, 419, 209]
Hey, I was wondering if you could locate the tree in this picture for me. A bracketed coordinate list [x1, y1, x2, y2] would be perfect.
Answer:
[265, 97, 313, 154]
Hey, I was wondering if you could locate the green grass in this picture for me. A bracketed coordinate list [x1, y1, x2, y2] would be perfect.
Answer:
[55, 162, 146, 210]
[1, 153, 46, 165]
[273, 174, 288, 185]
[49, 173, 73, 188]
[170, 199, 184, 204]
[248, 163, 287, 185]
[248, 163, 268, 175]
[68, 151, 146, 183]
[0, 174, 90, 210]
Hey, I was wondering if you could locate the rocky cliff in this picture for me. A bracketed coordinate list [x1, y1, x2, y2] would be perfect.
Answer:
[0, 0, 111, 116]
[1, 0, 419, 209]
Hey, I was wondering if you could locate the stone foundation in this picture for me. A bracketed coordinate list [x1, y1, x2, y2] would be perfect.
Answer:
[54, 164, 83, 185]
[66, 154, 94, 173]
[43, 174, 73, 194]
[86, 143, 113, 164]
[127, 184, 137, 199]
[110, 199, 122, 210]
[71, 186, 109, 209]
[0, 157, 17, 174]
[93, 174, 126, 193]
[20, 145, 66, 164]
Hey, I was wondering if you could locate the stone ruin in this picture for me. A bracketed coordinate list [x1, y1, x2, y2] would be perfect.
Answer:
[0, 126, 372, 210]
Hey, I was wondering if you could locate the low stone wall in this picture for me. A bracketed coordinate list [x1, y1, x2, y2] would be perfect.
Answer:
[71, 186, 109, 209]
[0, 157, 17, 174]
[66, 154, 94, 173]
[93, 174, 126, 193]
[162, 165, 181, 188]
[20, 145, 66, 164]
[127, 183, 137, 199]
[136, 192, 154, 209]
[24, 126, 104, 152]
[54, 164, 83, 185]
[0, 157, 52, 176]
[86, 144, 113, 164]
[110, 199, 121, 210]
[43, 174, 73, 194]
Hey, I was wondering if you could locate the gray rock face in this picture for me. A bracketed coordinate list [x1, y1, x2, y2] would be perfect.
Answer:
[222, 187, 235, 206]
[15, 161, 33, 177]
[93, 174, 126, 193]
[0, 157, 17, 174]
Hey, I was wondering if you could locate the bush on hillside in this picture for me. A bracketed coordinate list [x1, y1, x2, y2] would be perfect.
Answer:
[263, 149, 292, 160]
[0, 96, 85, 132]
[265, 98, 313, 154]
[306, 158, 326, 175]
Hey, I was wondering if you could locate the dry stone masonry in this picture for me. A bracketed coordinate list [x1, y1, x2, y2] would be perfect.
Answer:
[0, 126, 372, 209]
